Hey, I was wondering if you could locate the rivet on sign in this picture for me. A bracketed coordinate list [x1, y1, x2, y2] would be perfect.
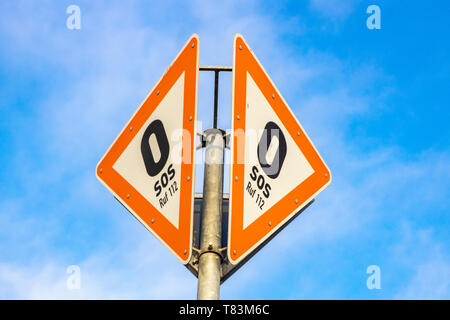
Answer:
[295, 199, 298, 204]
[237, 115, 240, 120]
[297, 131, 300, 136]
[151, 219, 155, 224]
[126, 194, 130, 199]
[130, 127, 133, 131]
[184, 249, 187, 254]
[99, 168, 103, 173]
[189, 116, 192, 121]
[325, 173, 329, 178]
[269, 221, 272, 227]
[272, 94, 275, 99]
[233, 250, 237, 255]
[187, 176, 191, 181]
[191, 42, 195, 48]
[239, 45, 242, 50]
[235, 176, 238, 181]
[156, 90, 160, 95]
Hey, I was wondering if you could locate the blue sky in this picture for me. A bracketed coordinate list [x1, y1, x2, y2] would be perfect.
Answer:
[0, 0, 449, 299]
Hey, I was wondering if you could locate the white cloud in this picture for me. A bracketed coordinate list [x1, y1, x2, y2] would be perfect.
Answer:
[395, 259, 450, 299]
[0, 239, 197, 299]
[391, 223, 450, 299]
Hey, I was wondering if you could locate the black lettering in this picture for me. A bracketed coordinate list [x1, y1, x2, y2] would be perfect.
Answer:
[250, 165, 258, 181]
[257, 175, 265, 190]
[168, 164, 175, 180]
[154, 180, 162, 197]
[263, 183, 271, 198]
[161, 173, 168, 188]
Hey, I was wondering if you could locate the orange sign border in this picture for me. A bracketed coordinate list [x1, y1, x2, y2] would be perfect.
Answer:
[228, 34, 332, 265]
[95, 34, 199, 264]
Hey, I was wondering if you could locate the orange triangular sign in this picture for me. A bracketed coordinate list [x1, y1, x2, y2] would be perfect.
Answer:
[228, 34, 331, 264]
[96, 34, 199, 264]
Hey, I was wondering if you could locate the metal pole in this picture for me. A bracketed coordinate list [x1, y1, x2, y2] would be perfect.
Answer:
[213, 71, 219, 129]
[197, 128, 224, 300]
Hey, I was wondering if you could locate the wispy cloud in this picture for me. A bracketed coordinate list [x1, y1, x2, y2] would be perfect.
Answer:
[0, 241, 197, 299]
[391, 223, 450, 299]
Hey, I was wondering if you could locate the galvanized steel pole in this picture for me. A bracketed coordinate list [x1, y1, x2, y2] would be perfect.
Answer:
[197, 128, 224, 300]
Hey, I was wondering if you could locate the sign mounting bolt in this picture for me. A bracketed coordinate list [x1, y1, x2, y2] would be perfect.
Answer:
[187, 176, 191, 181]
[130, 127, 133, 131]
[272, 94, 275, 99]
[151, 219, 154, 224]
[99, 168, 103, 173]
[126, 194, 130, 199]
[295, 199, 298, 204]
[189, 116, 192, 121]
[297, 131, 300, 136]
[191, 42, 195, 48]
[235, 176, 238, 181]
[269, 221, 272, 227]
[233, 250, 237, 255]
[237, 115, 240, 120]
[184, 249, 187, 254]
[239, 45, 242, 50]
[156, 90, 160, 95]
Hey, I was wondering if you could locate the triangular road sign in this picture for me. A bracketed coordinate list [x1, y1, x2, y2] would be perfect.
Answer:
[228, 34, 331, 264]
[96, 34, 199, 264]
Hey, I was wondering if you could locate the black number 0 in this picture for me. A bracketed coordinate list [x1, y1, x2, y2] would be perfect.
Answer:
[141, 119, 170, 177]
[257, 121, 287, 179]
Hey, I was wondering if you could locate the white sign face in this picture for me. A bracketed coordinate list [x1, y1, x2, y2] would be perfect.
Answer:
[113, 73, 185, 228]
[228, 34, 332, 265]
[96, 34, 199, 264]
[242, 73, 314, 229]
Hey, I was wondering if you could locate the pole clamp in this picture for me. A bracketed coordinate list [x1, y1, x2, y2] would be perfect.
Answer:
[192, 246, 227, 264]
